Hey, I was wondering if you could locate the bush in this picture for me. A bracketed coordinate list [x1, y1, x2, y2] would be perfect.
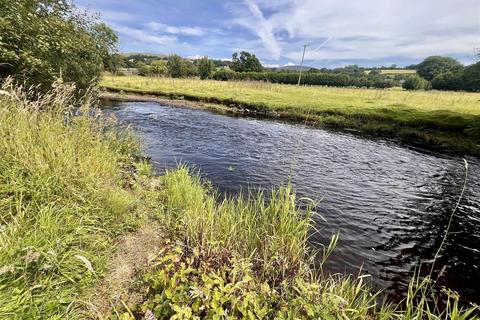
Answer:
[167, 55, 198, 78]
[212, 69, 235, 81]
[210, 70, 397, 88]
[461, 62, 480, 92]
[403, 75, 430, 90]
[197, 57, 214, 80]
[431, 72, 463, 91]
[167, 55, 185, 78]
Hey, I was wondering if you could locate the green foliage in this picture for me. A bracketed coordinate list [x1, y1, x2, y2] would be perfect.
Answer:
[197, 56, 214, 80]
[167, 55, 198, 78]
[167, 55, 184, 78]
[91, 22, 119, 72]
[403, 75, 430, 90]
[0, 0, 118, 91]
[416, 56, 464, 81]
[211, 68, 235, 81]
[134, 168, 478, 319]
[231, 51, 264, 72]
[158, 167, 313, 283]
[135, 61, 151, 76]
[461, 62, 480, 92]
[182, 59, 198, 77]
[431, 72, 463, 91]
[102, 75, 480, 155]
[211, 70, 396, 88]
[150, 60, 168, 76]
[0, 79, 142, 317]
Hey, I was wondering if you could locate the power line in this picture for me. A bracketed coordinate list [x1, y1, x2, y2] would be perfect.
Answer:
[297, 44, 309, 86]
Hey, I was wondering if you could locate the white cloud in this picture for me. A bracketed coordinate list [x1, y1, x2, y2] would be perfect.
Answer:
[232, 0, 479, 63]
[232, 0, 282, 59]
[112, 24, 178, 46]
[147, 22, 205, 36]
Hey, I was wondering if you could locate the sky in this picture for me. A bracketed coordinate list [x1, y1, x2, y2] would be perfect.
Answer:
[75, 0, 480, 68]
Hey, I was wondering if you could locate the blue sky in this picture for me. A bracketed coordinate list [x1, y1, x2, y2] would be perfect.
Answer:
[75, 0, 480, 68]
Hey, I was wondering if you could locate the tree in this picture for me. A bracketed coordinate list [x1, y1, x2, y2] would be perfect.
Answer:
[91, 23, 119, 72]
[135, 61, 151, 76]
[182, 60, 198, 77]
[197, 57, 214, 80]
[231, 51, 263, 72]
[402, 75, 429, 90]
[167, 55, 185, 78]
[0, 0, 117, 91]
[431, 72, 462, 91]
[150, 60, 167, 76]
[416, 56, 464, 81]
[461, 62, 480, 92]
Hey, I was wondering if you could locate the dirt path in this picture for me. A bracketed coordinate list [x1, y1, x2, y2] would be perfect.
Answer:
[84, 221, 166, 319]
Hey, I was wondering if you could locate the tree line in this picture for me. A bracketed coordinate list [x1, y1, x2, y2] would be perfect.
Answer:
[401, 56, 479, 92]
[1, 2, 477, 93]
[125, 51, 479, 92]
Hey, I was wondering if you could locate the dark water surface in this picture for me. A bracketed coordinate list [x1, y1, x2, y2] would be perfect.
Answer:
[102, 100, 480, 304]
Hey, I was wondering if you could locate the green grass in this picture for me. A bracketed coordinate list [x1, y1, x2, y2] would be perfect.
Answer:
[132, 165, 478, 319]
[100, 75, 480, 155]
[0, 79, 144, 318]
[0, 79, 477, 318]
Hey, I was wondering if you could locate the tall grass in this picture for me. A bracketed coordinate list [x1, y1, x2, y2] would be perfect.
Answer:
[0, 78, 477, 318]
[0, 79, 141, 318]
[159, 167, 314, 285]
[139, 165, 479, 319]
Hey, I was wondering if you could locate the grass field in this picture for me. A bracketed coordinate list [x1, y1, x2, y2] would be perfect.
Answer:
[101, 75, 480, 155]
[1, 79, 478, 318]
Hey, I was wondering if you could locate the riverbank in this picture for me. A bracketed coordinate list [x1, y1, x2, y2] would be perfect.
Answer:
[100, 75, 480, 156]
[0, 80, 477, 319]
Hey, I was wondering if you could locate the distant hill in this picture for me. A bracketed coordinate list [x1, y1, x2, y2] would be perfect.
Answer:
[277, 65, 314, 71]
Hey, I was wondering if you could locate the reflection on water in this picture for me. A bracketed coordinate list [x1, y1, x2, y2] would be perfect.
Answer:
[102, 100, 480, 304]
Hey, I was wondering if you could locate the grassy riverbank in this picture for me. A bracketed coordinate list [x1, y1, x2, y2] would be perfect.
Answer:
[101, 75, 480, 155]
[0, 80, 477, 319]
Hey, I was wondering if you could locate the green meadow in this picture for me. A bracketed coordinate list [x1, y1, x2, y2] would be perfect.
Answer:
[101, 75, 480, 155]
[0, 80, 477, 319]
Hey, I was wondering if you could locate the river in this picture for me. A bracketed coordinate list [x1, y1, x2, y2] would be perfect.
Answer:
[102, 100, 480, 305]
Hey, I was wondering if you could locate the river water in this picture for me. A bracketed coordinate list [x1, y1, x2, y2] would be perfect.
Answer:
[102, 100, 480, 305]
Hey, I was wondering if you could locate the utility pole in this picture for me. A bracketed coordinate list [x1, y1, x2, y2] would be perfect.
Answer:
[297, 44, 309, 86]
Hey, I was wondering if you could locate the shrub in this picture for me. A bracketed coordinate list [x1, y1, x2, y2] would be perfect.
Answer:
[150, 60, 168, 76]
[209, 70, 396, 88]
[167, 55, 185, 78]
[431, 72, 463, 91]
[197, 57, 214, 80]
[461, 62, 480, 92]
[403, 75, 429, 90]
[212, 68, 235, 81]
[167, 55, 198, 78]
